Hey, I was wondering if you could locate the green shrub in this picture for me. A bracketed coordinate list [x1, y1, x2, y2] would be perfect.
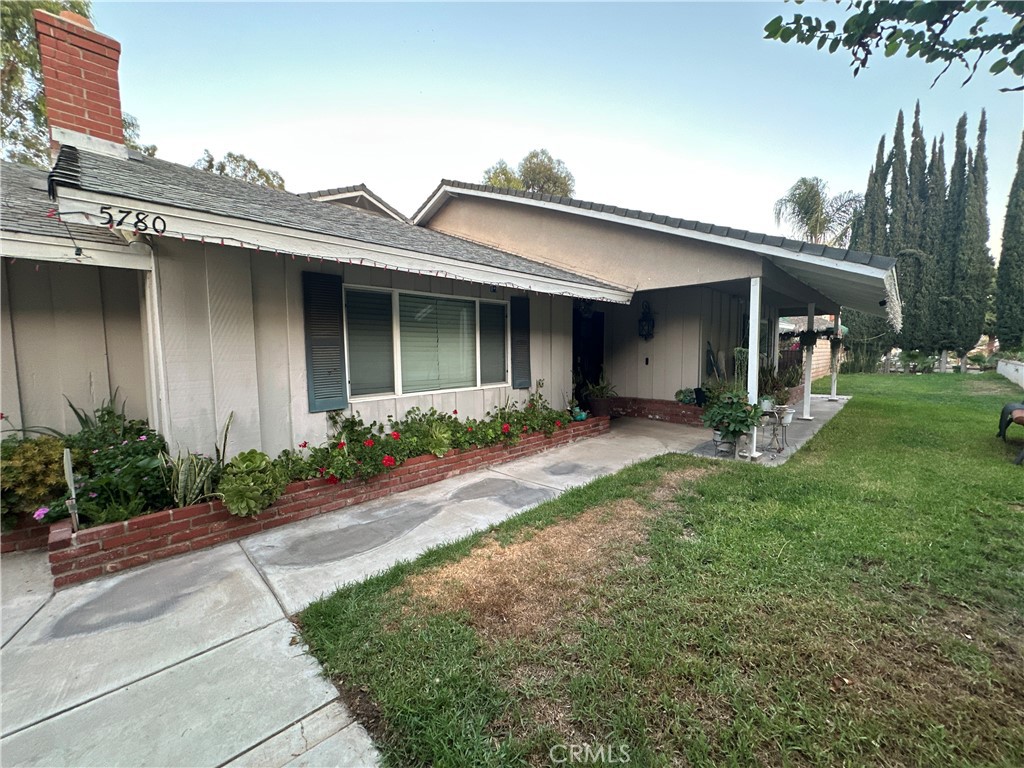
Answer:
[218, 450, 287, 517]
[0, 435, 68, 525]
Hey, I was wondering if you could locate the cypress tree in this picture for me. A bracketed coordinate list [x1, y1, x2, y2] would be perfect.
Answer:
[907, 102, 928, 250]
[923, 137, 947, 260]
[958, 112, 994, 363]
[888, 110, 909, 257]
[845, 135, 894, 371]
[934, 115, 970, 362]
[896, 248, 937, 351]
[995, 131, 1024, 350]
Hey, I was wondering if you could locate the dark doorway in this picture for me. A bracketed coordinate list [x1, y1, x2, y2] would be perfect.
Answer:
[572, 301, 605, 403]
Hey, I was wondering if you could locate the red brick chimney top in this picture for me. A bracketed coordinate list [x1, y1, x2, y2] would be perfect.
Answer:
[33, 9, 125, 152]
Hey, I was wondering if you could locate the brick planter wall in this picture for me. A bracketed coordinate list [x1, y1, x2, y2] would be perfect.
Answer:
[1, 519, 51, 554]
[47, 417, 609, 589]
[608, 398, 705, 427]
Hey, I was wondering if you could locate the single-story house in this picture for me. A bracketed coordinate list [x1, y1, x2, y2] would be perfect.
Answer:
[413, 181, 901, 420]
[1, 10, 900, 459]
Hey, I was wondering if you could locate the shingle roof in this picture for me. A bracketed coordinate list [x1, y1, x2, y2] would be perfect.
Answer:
[416, 180, 897, 273]
[47, 147, 618, 290]
[297, 183, 408, 223]
[1, 160, 130, 247]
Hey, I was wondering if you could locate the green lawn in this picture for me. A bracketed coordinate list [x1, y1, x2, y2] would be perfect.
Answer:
[301, 373, 1024, 767]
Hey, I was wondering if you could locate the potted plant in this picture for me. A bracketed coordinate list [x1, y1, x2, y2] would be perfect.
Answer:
[700, 391, 763, 459]
[584, 372, 617, 418]
[773, 386, 794, 425]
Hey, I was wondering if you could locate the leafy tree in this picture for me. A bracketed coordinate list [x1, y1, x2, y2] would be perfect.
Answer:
[193, 149, 285, 190]
[995, 131, 1024, 349]
[482, 159, 524, 191]
[764, 1, 1024, 92]
[1, 0, 91, 167]
[772, 176, 863, 246]
[122, 113, 156, 157]
[482, 148, 575, 197]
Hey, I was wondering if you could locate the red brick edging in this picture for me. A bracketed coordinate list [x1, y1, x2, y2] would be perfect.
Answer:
[1, 519, 51, 554]
[608, 398, 704, 427]
[46, 417, 609, 589]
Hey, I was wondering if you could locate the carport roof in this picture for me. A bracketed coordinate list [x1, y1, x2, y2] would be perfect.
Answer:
[414, 180, 901, 327]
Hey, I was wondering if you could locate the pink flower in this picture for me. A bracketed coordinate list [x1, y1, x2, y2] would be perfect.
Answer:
[121, 440, 129, 445]
[33, 507, 49, 521]
[391, 431, 401, 441]
[138, 434, 147, 441]
[501, 423, 511, 434]
[326, 474, 339, 485]
[88, 492, 98, 498]
[467, 426, 473, 432]
[298, 441, 309, 449]
[363, 438, 374, 448]
[92, 449, 99, 454]
[382, 455, 396, 468]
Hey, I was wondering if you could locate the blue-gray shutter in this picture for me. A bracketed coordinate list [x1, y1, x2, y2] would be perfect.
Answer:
[510, 295, 531, 389]
[302, 272, 348, 412]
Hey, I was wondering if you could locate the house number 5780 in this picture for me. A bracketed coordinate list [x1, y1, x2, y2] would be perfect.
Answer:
[98, 204, 167, 234]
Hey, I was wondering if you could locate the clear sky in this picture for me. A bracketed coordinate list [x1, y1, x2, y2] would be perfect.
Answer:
[92, 1, 1022, 254]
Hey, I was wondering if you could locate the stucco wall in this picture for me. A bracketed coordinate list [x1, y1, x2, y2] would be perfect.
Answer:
[150, 240, 572, 457]
[427, 196, 762, 291]
[1, 259, 147, 432]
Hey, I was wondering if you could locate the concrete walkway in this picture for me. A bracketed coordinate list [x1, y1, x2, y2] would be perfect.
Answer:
[0, 419, 708, 768]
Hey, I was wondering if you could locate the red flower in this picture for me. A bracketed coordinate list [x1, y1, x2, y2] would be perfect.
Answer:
[555, 420, 562, 427]
[326, 474, 339, 485]
[337, 441, 346, 449]
[453, 409, 458, 415]
[382, 455, 396, 468]
[298, 440, 309, 449]
[501, 423, 511, 434]
[467, 426, 473, 432]
[317, 467, 326, 477]
[522, 425, 528, 433]
[363, 438, 374, 448]
[391, 431, 401, 441]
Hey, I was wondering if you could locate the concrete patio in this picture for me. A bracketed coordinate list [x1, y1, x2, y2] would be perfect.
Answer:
[0, 409, 843, 767]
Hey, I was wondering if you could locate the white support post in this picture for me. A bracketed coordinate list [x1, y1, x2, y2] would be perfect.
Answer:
[770, 308, 780, 373]
[800, 302, 815, 420]
[829, 310, 841, 401]
[746, 277, 762, 459]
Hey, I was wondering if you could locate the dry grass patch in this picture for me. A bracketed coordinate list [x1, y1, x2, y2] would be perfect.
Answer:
[651, 466, 714, 502]
[403, 499, 652, 641]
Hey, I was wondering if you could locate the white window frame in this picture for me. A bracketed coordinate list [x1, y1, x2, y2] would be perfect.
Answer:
[342, 285, 510, 401]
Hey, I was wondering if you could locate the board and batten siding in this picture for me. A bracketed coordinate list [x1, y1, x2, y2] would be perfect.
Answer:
[0, 260, 148, 432]
[604, 286, 743, 400]
[151, 239, 573, 458]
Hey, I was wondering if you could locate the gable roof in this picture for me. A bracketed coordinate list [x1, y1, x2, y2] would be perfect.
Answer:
[46, 147, 630, 302]
[414, 180, 901, 326]
[297, 183, 409, 223]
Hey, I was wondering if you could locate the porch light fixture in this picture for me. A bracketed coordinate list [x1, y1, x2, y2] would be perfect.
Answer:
[638, 300, 655, 341]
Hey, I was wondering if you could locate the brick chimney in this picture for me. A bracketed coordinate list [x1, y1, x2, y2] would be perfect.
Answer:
[33, 9, 125, 155]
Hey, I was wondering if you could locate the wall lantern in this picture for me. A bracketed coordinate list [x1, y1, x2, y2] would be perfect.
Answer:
[638, 300, 655, 341]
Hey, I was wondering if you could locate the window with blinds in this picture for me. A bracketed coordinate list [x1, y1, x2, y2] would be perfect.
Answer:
[399, 295, 476, 393]
[346, 289, 395, 396]
[479, 301, 507, 385]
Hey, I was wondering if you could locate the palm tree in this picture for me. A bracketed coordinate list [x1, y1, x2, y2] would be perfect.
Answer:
[773, 177, 864, 247]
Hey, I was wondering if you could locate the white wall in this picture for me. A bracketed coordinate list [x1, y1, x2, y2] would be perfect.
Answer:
[602, 284, 757, 400]
[151, 240, 574, 457]
[997, 359, 1024, 390]
[0, 260, 147, 432]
